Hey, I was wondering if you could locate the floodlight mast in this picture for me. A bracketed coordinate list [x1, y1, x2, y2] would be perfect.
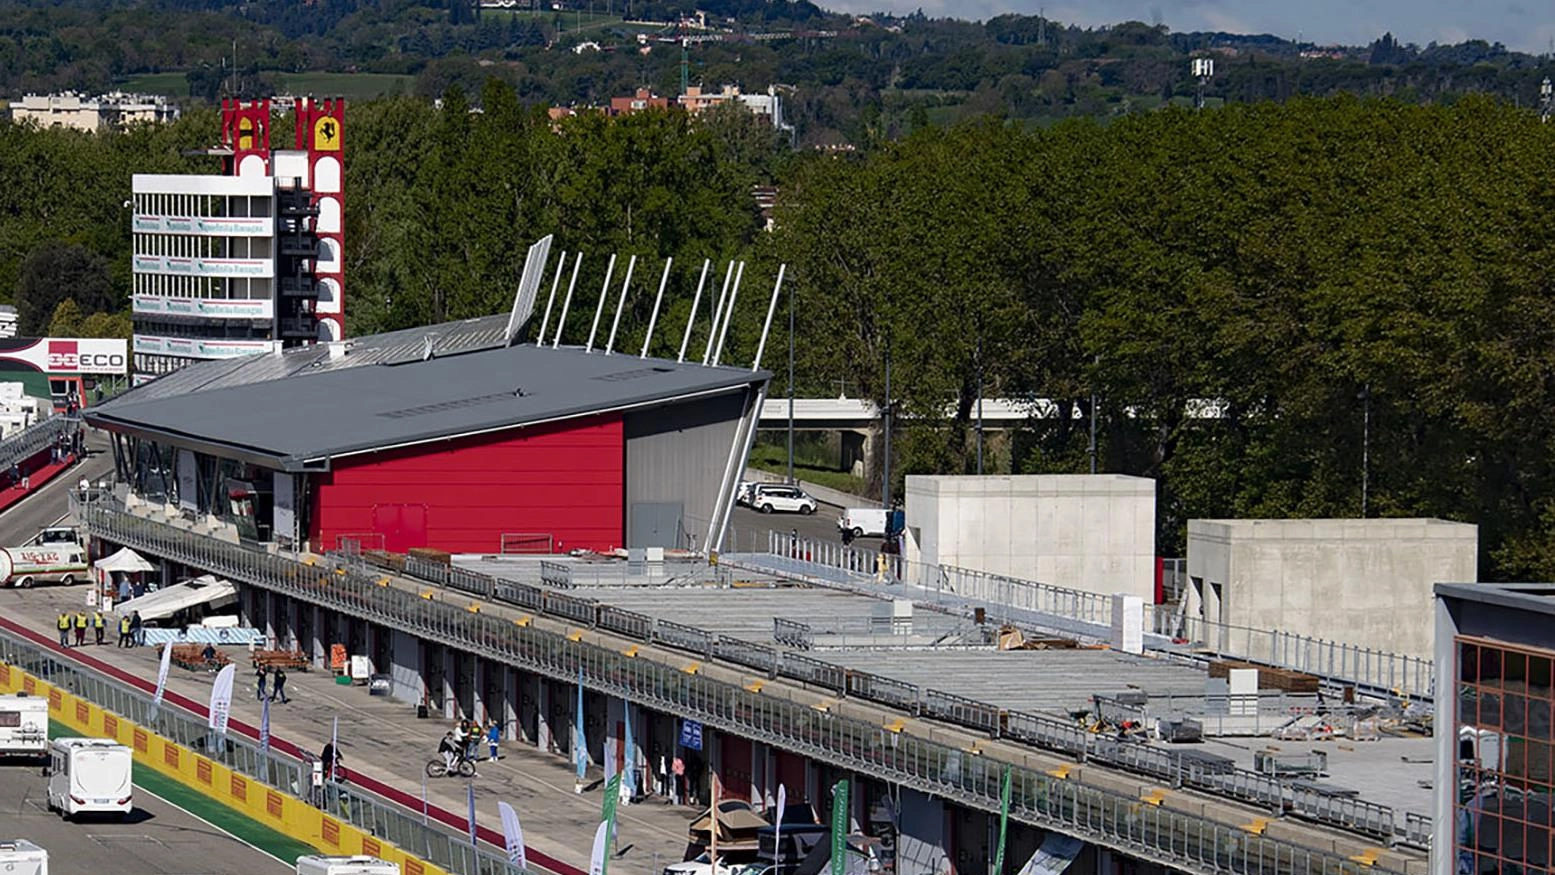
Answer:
[1192, 57, 1214, 111]
[1541, 78, 1553, 124]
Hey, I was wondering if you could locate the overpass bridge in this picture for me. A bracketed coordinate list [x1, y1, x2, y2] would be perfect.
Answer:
[758, 397, 1232, 428]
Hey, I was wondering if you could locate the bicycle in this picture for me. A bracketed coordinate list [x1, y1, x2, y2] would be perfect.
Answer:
[426, 754, 477, 778]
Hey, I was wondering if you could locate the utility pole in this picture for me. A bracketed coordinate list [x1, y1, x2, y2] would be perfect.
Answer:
[1360, 384, 1371, 517]
[786, 279, 795, 484]
[975, 318, 984, 476]
[1088, 355, 1099, 475]
[882, 337, 892, 509]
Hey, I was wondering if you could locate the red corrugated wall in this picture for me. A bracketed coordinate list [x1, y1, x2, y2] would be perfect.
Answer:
[310, 414, 624, 554]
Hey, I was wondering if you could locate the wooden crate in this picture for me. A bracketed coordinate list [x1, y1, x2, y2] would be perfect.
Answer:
[1208, 659, 1320, 694]
[408, 547, 451, 566]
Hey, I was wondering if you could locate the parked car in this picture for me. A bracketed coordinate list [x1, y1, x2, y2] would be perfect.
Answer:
[750, 485, 817, 515]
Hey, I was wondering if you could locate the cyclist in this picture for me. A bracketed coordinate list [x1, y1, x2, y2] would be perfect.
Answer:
[438, 730, 461, 774]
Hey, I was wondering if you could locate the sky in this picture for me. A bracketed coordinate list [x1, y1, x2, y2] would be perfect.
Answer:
[820, 0, 1555, 55]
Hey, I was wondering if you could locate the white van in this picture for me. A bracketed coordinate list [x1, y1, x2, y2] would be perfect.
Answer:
[0, 693, 49, 758]
[837, 508, 888, 538]
[295, 856, 401, 875]
[46, 738, 133, 819]
[0, 839, 48, 875]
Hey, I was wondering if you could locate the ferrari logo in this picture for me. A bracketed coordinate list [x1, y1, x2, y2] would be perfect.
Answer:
[313, 116, 342, 152]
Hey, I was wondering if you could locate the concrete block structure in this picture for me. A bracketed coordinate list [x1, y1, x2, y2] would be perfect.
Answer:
[1186, 518, 1478, 659]
[904, 474, 1156, 601]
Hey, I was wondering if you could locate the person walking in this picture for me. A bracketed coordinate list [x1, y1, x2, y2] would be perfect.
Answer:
[486, 719, 501, 762]
[129, 611, 143, 647]
[271, 667, 289, 703]
[118, 614, 132, 647]
[73, 611, 87, 647]
[92, 611, 105, 645]
[56, 612, 70, 647]
[255, 664, 268, 702]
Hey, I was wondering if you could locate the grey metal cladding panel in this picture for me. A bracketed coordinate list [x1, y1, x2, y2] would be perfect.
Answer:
[625, 391, 746, 549]
[95, 341, 766, 465]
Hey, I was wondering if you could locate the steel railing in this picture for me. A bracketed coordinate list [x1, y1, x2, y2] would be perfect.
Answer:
[0, 626, 533, 875]
[73, 493, 1423, 874]
[748, 532, 1436, 702]
[0, 414, 77, 473]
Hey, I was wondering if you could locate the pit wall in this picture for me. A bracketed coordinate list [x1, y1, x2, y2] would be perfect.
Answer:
[0, 661, 450, 875]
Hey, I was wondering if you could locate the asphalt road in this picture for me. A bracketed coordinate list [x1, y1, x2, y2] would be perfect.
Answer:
[0, 431, 114, 549]
[0, 762, 289, 875]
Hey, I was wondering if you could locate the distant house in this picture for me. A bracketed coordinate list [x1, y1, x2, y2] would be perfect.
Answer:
[678, 84, 792, 132]
[10, 92, 179, 132]
[607, 88, 669, 116]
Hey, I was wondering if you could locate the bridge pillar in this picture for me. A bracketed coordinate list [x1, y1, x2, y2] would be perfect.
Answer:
[840, 428, 876, 481]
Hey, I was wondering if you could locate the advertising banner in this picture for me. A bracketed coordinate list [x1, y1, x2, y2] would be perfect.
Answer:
[148, 638, 174, 720]
[132, 254, 273, 278]
[133, 215, 274, 236]
[134, 335, 277, 359]
[498, 801, 526, 869]
[133, 294, 275, 320]
[208, 663, 236, 734]
[830, 779, 850, 875]
[0, 338, 128, 375]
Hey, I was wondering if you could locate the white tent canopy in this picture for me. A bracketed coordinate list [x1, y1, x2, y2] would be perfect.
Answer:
[94, 547, 156, 573]
[113, 575, 237, 622]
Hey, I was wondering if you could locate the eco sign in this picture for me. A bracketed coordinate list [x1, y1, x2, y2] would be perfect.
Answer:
[0, 338, 128, 375]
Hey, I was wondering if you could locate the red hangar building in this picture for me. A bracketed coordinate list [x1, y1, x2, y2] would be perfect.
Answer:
[84, 315, 769, 556]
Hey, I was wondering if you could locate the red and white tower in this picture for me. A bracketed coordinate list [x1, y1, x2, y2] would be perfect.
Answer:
[221, 99, 273, 177]
[295, 98, 346, 342]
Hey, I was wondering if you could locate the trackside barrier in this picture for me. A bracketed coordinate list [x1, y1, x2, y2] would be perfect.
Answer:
[74, 494, 1420, 875]
[0, 654, 494, 875]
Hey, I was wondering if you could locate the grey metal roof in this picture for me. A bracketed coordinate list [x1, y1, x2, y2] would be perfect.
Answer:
[89, 329, 766, 470]
[1434, 582, 1555, 616]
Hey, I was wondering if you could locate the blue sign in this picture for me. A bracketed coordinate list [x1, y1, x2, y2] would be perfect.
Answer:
[680, 719, 703, 751]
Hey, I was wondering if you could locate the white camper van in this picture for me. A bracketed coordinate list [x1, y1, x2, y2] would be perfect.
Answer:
[46, 738, 133, 819]
[0, 839, 48, 875]
[0, 693, 48, 758]
[295, 856, 401, 875]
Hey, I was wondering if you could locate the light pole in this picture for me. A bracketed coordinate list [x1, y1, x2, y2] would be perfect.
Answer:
[1192, 57, 1214, 111]
[975, 315, 984, 475]
[1360, 384, 1371, 518]
[786, 278, 795, 483]
[1088, 355, 1100, 475]
[882, 337, 892, 510]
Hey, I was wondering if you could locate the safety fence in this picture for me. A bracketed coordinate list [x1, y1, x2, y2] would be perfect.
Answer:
[75, 493, 1426, 874]
[0, 413, 77, 474]
[0, 632, 529, 875]
[385, 550, 728, 593]
[752, 532, 1435, 702]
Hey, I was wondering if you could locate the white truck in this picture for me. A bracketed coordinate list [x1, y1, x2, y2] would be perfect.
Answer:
[0, 839, 48, 875]
[0, 527, 87, 588]
[46, 738, 133, 820]
[837, 508, 888, 539]
[295, 856, 401, 875]
[0, 693, 49, 758]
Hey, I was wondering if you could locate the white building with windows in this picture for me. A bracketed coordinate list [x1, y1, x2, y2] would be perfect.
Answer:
[10, 92, 179, 132]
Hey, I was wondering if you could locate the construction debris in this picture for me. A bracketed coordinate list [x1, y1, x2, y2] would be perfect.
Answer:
[996, 625, 1078, 651]
[1208, 660, 1320, 694]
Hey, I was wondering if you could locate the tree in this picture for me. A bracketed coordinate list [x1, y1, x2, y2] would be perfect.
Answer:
[14, 242, 117, 336]
[46, 298, 84, 337]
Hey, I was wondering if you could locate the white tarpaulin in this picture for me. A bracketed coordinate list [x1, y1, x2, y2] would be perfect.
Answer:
[113, 575, 236, 622]
[1016, 834, 1084, 875]
[93, 547, 156, 573]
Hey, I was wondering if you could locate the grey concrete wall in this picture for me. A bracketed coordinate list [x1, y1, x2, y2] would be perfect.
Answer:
[1187, 518, 1478, 659]
[624, 391, 745, 551]
[904, 474, 1156, 601]
[389, 629, 420, 705]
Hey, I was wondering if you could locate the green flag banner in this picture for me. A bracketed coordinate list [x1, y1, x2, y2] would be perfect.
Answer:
[993, 765, 1012, 875]
[830, 778, 850, 875]
[599, 772, 622, 875]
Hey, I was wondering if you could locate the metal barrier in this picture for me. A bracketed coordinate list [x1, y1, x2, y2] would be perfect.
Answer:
[773, 618, 814, 650]
[75, 494, 1421, 875]
[0, 627, 532, 875]
[0, 414, 76, 473]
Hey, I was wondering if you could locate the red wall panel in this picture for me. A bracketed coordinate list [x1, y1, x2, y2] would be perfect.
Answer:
[310, 414, 623, 554]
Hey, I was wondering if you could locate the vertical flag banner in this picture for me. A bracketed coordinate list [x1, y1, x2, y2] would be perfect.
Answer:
[148, 640, 173, 721]
[775, 784, 787, 868]
[575, 666, 588, 786]
[993, 765, 1012, 875]
[588, 820, 610, 875]
[331, 714, 339, 779]
[499, 801, 527, 869]
[259, 694, 271, 756]
[622, 699, 636, 800]
[829, 779, 850, 875]
[208, 663, 236, 734]
[467, 781, 478, 848]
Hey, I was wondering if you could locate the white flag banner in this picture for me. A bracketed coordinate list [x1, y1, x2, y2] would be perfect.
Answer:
[499, 801, 526, 869]
[149, 640, 174, 718]
[208, 664, 236, 734]
[775, 784, 787, 864]
[259, 695, 271, 755]
[588, 820, 610, 875]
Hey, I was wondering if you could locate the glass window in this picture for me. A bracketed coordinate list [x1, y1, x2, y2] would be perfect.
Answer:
[1533, 658, 1553, 701]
